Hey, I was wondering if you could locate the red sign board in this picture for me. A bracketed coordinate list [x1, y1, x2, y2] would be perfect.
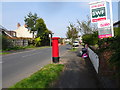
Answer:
[92, 17, 106, 22]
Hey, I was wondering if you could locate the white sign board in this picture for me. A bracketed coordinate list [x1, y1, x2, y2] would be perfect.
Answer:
[98, 20, 112, 38]
[98, 19, 110, 28]
[90, 1, 107, 23]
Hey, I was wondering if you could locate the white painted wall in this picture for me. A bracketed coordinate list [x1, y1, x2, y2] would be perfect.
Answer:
[15, 26, 33, 38]
[88, 47, 99, 73]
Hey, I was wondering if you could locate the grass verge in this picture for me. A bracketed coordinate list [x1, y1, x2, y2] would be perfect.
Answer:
[34, 46, 51, 49]
[70, 48, 77, 51]
[0, 52, 10, 55]
[10, 64, 64, 88]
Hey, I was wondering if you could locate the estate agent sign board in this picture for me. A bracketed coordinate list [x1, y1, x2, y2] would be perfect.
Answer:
[90, 1, 107, 23]
[98, 20, 112, 38]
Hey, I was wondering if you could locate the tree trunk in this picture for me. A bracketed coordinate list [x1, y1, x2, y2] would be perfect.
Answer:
[32, 32, 34, 39]
[71, 38, 75, 49]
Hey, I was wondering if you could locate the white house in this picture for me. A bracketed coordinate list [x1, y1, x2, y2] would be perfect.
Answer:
[14, 23, 33, 38]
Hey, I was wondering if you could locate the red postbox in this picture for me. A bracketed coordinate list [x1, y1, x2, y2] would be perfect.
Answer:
[52, 37, 60, 63]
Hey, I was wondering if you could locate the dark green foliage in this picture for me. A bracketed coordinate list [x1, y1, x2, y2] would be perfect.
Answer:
[109, 43, 120, 80]
[5, 46, 26, 51]
[35, 18, 50, 46]
[109, 37, 120, 50]
[24, 12, 50, 46]
[98, 36, 120, 50]
[98, 27, 120, 48]
[98, 32, 120, 78]
[24, 12, 38, 38]
[35, 18, 48, 37]
[108, 36, 120, 68]
[109, 48, 120, 67]
[82, 31, 99, 45]
[114, 27, 120, 37]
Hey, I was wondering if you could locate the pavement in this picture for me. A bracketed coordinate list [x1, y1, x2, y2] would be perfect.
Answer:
[53, 45, 101, 88]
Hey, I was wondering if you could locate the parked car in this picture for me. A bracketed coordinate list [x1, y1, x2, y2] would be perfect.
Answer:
[73, 41, 79, 47]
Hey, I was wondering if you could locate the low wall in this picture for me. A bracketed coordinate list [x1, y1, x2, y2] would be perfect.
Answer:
[87, 47, 99, 73]
[10, 39, 29, 47]
[87, 47, 119, 88]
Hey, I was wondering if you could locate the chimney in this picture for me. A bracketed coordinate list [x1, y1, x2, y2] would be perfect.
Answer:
[17, 23, 21, 28]
[24, 24, 27, 28]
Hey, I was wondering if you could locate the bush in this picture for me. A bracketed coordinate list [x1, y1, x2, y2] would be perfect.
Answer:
[109, 48, 120, 67]
[4, 46, 25, 51]
[98, 36, 120, 81]
[114, 27, 120, 37]
[34, 37, 41, 47]
[82, 31, 98, 45]
[109, 36, 120, 67]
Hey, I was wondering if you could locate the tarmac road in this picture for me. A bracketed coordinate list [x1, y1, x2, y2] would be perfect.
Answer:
[2, 45, 70, 88]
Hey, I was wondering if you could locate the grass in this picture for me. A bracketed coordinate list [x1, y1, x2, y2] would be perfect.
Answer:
[0, 52, 10, 55]
[3, 46, 26, 51]
[34, 46, 51, 49]
[70, 47, 77, 51]
[23, 45, 36, 49]
[10, 64, 64, 88]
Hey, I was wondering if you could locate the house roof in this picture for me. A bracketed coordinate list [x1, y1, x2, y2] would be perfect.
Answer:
[0, 25, 32, 39]
[113, 21, 120, 26]
[0, 25, 8, 31]
[15, 26, 33, 38]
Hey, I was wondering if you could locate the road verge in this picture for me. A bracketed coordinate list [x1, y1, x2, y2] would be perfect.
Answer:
[9, 64, 64, 88]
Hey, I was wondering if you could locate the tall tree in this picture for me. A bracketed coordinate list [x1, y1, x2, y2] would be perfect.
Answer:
[66, 23, 79, 47]
[77, 16, 97, 35]
[35, 18, 50, 46]
[35, 18, 48, 37]
[24, 12, 38, 38]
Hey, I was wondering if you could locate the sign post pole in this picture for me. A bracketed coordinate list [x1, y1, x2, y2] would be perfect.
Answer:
[109, 0, 114, 37]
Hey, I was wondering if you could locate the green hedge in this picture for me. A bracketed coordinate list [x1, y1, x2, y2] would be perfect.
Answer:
[82, 32, 98, 45]
[114, 27, 120, 37]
